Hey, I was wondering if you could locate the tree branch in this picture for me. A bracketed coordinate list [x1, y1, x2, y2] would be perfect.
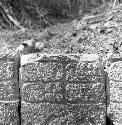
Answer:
[0, 1, 25, 30]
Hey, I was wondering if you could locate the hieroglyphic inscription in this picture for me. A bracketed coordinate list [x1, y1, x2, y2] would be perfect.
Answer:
[0, 53, 20, 124]
[20, 54, 106, 125]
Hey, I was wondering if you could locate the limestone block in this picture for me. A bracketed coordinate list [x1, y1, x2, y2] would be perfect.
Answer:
[20, 53, 106, 125]
[0, 53, 20, 124]
[107, 57, 122, 125]
[0, 101, 20, 125]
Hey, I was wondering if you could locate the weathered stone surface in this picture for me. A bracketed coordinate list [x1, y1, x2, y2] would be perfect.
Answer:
[108, 102, 122, 125]
[0, 53, 20, 124]
[21, 103, 105, 125]
[0, 101, 20, 125]
[45, 82, 62, 93]
[20, 53, 106, 125]
[21, 83, 45, 102]
[0, 56, 19, 101]
[37, 62, 63, 82]
[20, 63, 38, 82]
[109, 80, 122, 103]
[66, 82, 105, 103]
[0, 80, 19, 100]
[20, 62, 64, 82]
[108, 61, 122, 81]
[65, 61, 103, 82]
[21, 82, 63, 103]
[21, 82, 105, 103]
[44, 92, 63, 102]
[107, 56, 122, 125]
[0, 61, 15, 80]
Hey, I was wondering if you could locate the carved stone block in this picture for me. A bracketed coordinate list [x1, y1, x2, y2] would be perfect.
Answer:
[20, 53, 106, 125]
[107, 56, 122, 125]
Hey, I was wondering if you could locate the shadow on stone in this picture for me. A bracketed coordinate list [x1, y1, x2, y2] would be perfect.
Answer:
[106, 115, 114, 125]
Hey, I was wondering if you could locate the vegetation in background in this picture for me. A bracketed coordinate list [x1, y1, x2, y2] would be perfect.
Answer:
[0, 0, 117, 30]
[0, 0, 122, 56]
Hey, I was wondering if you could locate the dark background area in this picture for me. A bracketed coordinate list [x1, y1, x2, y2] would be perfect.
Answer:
[0, 0, 114, 30]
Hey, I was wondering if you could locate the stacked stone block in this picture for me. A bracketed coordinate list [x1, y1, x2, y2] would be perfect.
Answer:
[20, 53, 106, 125]
[107, 54, 122, 125]
[0, 53, 20, 125]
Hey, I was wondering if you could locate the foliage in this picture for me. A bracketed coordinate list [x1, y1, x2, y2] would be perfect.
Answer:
[0, 0, 117, 30]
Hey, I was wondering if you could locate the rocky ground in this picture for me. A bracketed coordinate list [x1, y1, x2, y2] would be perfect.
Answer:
[1, 3, 122, 58]
[0, 3, 121, 55]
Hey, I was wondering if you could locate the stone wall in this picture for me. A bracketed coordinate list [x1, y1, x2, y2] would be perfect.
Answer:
[107, 53, 122, 125]
[2, 52, 121, 124]
[20, 53, 106, 125]
[0, 52, 20, 125]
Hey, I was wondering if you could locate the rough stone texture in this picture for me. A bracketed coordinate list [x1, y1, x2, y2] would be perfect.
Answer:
[0, 101, 20, 125]
[20, 53, 106, 125]
[21, 103, 105, 125]
[107, 53, 122, 125]
[0, 52, 20, 124]
[0, 80, 19, 100]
